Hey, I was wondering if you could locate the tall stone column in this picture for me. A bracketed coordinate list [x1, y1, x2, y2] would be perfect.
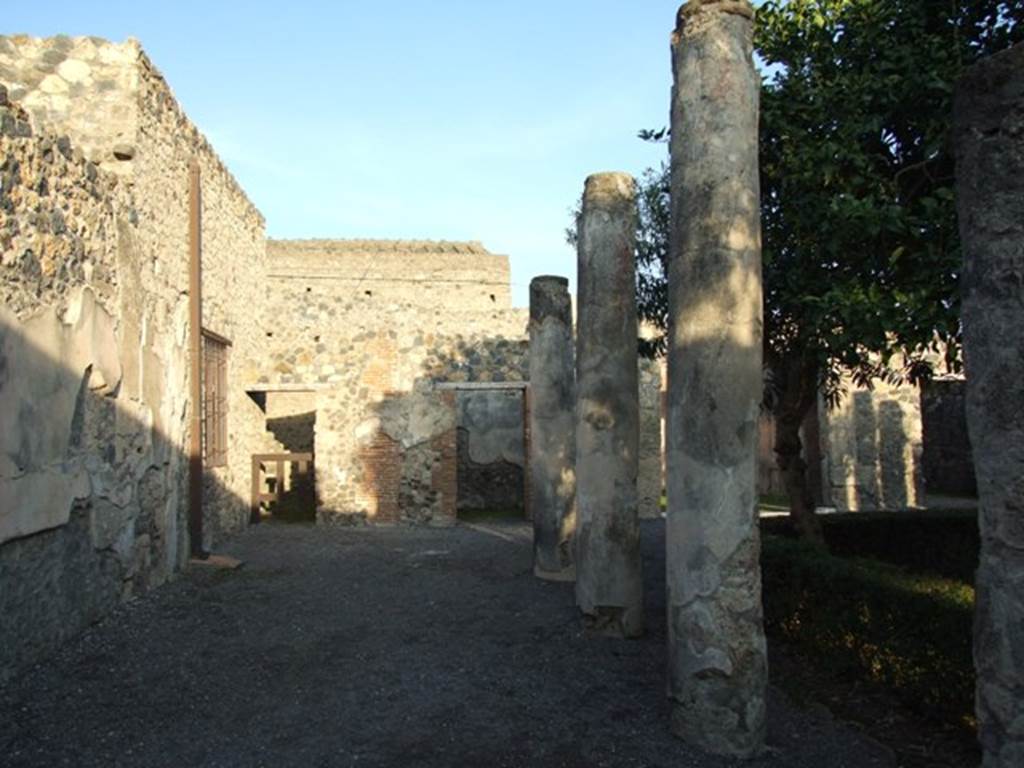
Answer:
[954, 44, 1024, 768]
[529, 275, 577, 581]
[574, 172, 643, 638]
[666, 0, 766, 758]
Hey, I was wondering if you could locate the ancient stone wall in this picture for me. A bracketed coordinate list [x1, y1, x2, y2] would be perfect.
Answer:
[0, 36, 138, 178]
[1, 34, 268, 542]
[0, 36, 266, 680]
[259, 253, 529, 524]
[817, 377, 924, 511]
[0, 90, 185, 681]
[312, 318, 525, 525]
[268, 239, 512, 310]
[130, 47, 267, 544]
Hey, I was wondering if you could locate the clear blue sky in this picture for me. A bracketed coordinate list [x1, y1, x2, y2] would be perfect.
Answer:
[6, 1, 753, 306]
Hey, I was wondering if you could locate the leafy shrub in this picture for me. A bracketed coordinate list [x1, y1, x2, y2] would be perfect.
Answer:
[761, 534, 975, 730]
[761, 510, 979, 583]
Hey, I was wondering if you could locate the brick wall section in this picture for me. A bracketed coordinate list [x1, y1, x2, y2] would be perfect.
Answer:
[357, 430, 402, 523]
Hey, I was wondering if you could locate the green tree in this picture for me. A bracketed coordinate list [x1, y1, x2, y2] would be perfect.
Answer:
[628, 0, 1022, 540]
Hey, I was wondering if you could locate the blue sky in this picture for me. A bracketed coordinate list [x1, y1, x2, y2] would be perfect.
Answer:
[6, 1, 751, 306]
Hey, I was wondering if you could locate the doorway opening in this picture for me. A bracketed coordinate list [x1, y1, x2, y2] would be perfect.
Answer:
[448, 383, 528, 523]
[251, 389, 318, 523]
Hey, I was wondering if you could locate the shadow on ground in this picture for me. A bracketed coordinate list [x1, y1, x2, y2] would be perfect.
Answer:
[0, 521, 895, 768]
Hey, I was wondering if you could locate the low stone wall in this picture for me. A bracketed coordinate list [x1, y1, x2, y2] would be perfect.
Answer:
[259, 243, 529, 524]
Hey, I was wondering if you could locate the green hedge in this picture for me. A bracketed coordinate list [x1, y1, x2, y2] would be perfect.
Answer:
[761, 510, 979, 583]
[761, 534, 975, 729]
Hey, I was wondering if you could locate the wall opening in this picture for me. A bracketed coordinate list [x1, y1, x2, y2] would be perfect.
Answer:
[452, 385, 527, 521]
[253, 390, 318, 523]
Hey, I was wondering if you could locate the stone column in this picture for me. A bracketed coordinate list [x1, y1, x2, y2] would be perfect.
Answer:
[954, 43, 1024, 768]
[666, 0, 767, 758]
[574, 172, 643, 638]
[529, 275, 577, 581]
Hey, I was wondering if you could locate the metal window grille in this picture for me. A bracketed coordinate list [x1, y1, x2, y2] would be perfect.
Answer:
[201, 331, 230, 467]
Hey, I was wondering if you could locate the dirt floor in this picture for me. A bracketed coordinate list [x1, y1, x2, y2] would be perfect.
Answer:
[1, 520, 907, 768]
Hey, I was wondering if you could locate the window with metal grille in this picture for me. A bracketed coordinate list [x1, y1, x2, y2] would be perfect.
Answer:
[201, 330, 230, 467]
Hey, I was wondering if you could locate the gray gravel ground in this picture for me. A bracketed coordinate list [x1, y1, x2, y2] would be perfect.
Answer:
[0, 520, 895, 768]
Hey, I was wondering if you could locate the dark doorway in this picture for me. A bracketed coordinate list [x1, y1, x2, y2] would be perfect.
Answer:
[254, 390, 318, 523]
[454, 386, 526, 521]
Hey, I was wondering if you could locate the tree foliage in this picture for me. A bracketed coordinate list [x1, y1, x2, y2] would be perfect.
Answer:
[757, 0, 1021, 397]
[624, 0, 1022, 532]
[636, 0, 1022, 391]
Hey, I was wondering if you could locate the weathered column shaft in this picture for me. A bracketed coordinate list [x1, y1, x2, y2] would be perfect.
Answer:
[666, 0, 767, 758]
[574, 172, 643, 638]
[529, 275, 577, 581]
[954, 43, 1024, 768]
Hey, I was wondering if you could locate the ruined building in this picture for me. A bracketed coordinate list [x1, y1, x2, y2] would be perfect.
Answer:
[0, 35, 967, 681]
[0, 35, 663, 680]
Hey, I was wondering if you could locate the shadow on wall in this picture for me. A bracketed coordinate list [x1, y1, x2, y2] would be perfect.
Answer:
[877, 400, 912, 509]
[0, 304, 246, 682]
[846, 392, 916, 511]
[268, 411, 316, 453]
[421, 336, 528, 386]
[852, 392, 882, 508]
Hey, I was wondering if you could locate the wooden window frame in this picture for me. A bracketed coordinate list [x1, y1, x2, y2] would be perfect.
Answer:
[201, 329, 231, 468]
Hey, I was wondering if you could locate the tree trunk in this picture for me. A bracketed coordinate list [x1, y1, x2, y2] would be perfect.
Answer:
[772, 354, 825, 545]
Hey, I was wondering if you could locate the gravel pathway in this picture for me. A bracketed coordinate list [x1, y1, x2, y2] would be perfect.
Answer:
[0, 520, 895, 768]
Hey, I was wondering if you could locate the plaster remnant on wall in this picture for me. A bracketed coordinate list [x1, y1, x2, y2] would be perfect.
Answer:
[0, 288, 120, 544]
